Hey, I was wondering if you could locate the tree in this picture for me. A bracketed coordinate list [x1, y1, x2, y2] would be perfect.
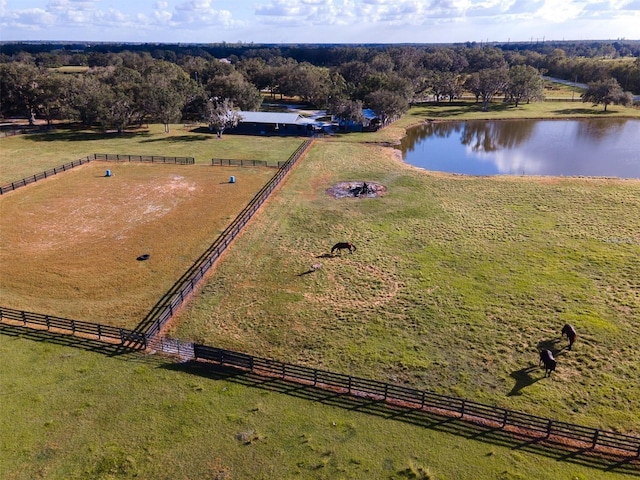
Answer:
[582, 78, 633, 111]
[507, 65, 545, 107]
[205, 98, 242, 138]
[476, 68, 510, 111]
[364, 89, 408, 126]
[328, 98, 364, 124]
[206, 71, 262, 111]
[141, 61, 197, 132]
[0, 62, 41, 123]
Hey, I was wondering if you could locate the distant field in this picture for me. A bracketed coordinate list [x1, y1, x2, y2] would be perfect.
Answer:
[0, 161, 276, 328]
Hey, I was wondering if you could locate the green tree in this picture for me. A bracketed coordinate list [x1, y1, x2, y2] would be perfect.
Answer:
[141, 61, 198, 132]
[582, 78, 633, 111]
[507, 65, 545, 107]
[476, 68, 510, 111]
[0, 62, 41, 123]
[206, 71, 262, 111]
[364, 89, 408, 126]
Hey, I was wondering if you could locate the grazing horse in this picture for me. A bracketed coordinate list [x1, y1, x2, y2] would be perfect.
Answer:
[331, 242, 356, 254]
[539, 349, 557, 377]
[561, 324, 577, 350]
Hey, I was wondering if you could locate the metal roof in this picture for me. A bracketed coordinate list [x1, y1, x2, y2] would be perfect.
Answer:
[238, 111, 305, 124]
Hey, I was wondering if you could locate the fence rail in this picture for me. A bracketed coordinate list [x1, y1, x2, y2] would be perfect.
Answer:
[0, 156, 93, 194]
[141, 140, 313, 340]
[189, 342, 640, 458]
[0, 306, 143, 347]
[211, 158, 281, 168]
[94, 153, 194, 164]
[0, 153, 196, 195]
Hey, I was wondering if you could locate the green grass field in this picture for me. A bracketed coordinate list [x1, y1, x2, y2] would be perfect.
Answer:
[1, 105, 639, 479]
[1, 328, 637, 480]
[168, 139, 640, 434]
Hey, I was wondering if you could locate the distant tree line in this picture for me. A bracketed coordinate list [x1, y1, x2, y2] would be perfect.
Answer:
[0, 41, 637, 132]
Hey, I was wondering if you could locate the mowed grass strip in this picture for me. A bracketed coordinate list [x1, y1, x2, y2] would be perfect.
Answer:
[169, 138, 640, 433]
[0, 161, 276, 328]
[1, 332, 634, 480]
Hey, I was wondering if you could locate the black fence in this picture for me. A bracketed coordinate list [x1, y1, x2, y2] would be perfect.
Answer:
[0, 153, 195, 195]
[94, 153, 194, 164]
[191, 343, 640, 458]
[0, 156, 93, 195]
[142, 140, 313, 340]
[211, 158, 282, 168]
[0, 306, 145, 348]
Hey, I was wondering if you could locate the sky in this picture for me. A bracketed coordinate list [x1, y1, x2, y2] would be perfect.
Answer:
[0, 0, 638, 45]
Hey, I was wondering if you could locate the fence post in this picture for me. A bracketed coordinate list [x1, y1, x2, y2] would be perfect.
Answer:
[97, 324, 102, 339]
[546, 419, 553, 439]
[281, 363, 286, 379]
[460, 399, 465, 418]
[71, 320, 76, 334]
[347, 376, 352, 394]
[502, 410, 508, 428]
[313, 369, 318, 386]
[45, 315, 50, 330]
[592, 429, 599, 449]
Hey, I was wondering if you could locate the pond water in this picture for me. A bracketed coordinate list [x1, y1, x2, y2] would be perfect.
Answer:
[398, 119, 640, 178]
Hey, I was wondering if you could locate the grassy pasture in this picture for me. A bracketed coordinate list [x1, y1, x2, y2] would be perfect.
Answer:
[1, 330, 637, 480]
[1, 114, 639, 478]
[0, 160, 277, 329]
[0, 123, 303, 184]
[168, 138, 640, 433]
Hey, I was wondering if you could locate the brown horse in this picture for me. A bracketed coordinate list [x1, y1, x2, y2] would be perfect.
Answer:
[331, 242, 356, 254]
[539, 349, 557, 377]
[561, 324, 577, 350]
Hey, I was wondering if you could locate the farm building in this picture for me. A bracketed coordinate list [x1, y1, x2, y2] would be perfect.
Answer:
[231, 111, 318, 136]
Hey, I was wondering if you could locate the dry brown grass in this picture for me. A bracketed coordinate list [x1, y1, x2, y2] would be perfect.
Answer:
[0, 161, 276, 328]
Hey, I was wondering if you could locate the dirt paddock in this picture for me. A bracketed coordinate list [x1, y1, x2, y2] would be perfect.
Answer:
[0, 161, 275, 328]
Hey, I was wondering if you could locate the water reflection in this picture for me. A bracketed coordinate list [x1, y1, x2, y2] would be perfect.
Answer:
[399, 119, 640, 178]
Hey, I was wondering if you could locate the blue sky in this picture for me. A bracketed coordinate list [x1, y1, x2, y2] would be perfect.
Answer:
[1, 0, 638, 44]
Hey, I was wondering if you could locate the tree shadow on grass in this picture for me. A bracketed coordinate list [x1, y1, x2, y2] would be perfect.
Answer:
[24, 129, 152, 142]
[139, 134, 212, 143]
[553, 108, 610, 116]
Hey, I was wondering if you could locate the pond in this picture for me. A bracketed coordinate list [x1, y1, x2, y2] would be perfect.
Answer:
[398, 119, 640, 179]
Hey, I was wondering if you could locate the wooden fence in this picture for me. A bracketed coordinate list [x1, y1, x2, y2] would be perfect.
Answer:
[190, 342, 640, 458]
[0, 153, 195, 195]
[211, 158, 282, 168]
[0, 306, 145, 347]
[0, 156, 93, 194]
[94, 153, 194, 164]
[141, 139, 313, 340]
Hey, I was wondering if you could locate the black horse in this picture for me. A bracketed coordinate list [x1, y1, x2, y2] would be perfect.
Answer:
[331, 242, 356, 254]
[539, 349, 557, 377]
[561, 323, 577, 350]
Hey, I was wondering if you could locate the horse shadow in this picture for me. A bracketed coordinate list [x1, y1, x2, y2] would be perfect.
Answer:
[316, 253, 333, 259]
[536, 338, 567, 357]
[508, 365, 541, 396]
